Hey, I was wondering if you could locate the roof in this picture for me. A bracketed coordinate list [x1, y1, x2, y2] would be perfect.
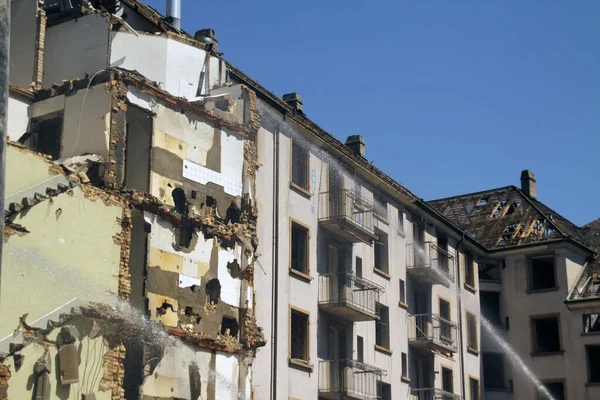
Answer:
[428, 185, 590, 250]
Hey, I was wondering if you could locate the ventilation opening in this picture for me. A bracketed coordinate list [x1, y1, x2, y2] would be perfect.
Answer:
[220, 317, 239, 337]
[227, 260, 240, 278]
[206, 279, 221, 304]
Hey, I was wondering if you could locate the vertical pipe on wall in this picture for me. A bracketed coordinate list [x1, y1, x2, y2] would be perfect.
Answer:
[0, 0, 10, 305]
[456, 234, 467, 400]
[166, 0, 181, 30]
[270, 124, 281, 400]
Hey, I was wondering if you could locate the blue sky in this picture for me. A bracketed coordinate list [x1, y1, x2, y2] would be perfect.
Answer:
[146, 0, 599, 226]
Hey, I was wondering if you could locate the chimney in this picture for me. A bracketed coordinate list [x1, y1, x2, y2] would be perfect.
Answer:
[166, 0, 181, 30]
[283, 92, 303, 113]
[345, 135, 365, 157]
[194, 29, 218, 51]
[520, 170, 537, 199]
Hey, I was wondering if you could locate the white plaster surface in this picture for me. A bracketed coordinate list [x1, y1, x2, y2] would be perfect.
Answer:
[7, 96, 29, 141]
[215, 353, 240, 400]
[218, 247, 242, 307]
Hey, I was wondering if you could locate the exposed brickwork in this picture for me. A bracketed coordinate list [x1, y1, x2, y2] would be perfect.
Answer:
[106, 80, 128, 189]
[99, 341, 127, 400]
[0, 364, 10, 400]
[33, 4, 46, 90]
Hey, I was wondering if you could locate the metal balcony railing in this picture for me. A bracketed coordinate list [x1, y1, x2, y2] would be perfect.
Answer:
[319, 359, 385, 400]
[411, 388, 462, 400]
[406, 242, 455, 286]
[318, 189, 377, 243]
[319, 272, 383, 321]
[408, 314, 459, 353]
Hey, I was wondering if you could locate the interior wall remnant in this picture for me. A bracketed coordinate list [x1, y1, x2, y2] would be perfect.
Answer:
[9, 0, 38, 88]
[6, 95, 30, 142]
[128, 209, 148, 312]
[124, 105, 153, 192]
[27, 110, 63, 159]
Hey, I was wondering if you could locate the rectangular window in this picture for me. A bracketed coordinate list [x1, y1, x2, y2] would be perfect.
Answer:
[356, 257, 363, 278]
[583, 313, 600, 333]
[354, 180, 362, 204]
[401, 352, 408, 379]
[398, 210, 405, 233]
[373, 193, 388, 220]
[480, 291, 501, 326]
[290, 221, 309, 275]
[290, 309, 309, 363]
[437, 235, 449, 274]
[538, 381, 565, 400]
[291, 140, 309, 190]
[479, 262, 501, 281]
[377, 382, 391, 400]
[376, 303, 390, 349]
[439, 298, 452, 341]
[469, 377, 480, 400]
[27, 111, 64, 160]
[467, 312, 478, 352]
[374, 229, 389, 274]
[442, 367, 453, 393]
[482, 352, 505, 389]
[399, 279, 406, 305]
[587, 345, 600, 383]
[357, 336, 364, 362]
[529, 255, 556, 291]
[465, 251, 475, 288]
[532, 316, 561, 354]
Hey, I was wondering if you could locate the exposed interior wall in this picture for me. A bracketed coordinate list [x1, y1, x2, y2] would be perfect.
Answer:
[124, 105, 152, 191]
[4, 145, 60, 198]
[7, 95, 30, 142]
[0, 185, 124, 339]
[9, 0, 37, 88]
[43, 14, 109, 87]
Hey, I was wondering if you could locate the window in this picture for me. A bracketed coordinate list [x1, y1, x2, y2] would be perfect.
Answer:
[27, 111, 63, 160]
[290, 221, 309, 276]
[376, 303, 390, 349]
[467, 312, 478, 352]
[532, 316, 561, 354]
[482, 352, 505, 389]
[437, 235, 449, 273]
[479, 262, 501, 281]
[290, 309, 309, 363]
[480, 291, 501, 326]
[354, 180, 362, 204]
[528, 255, 556, 291]
[442, 367, 453, 393]
[465, 251, 475, 288]
[373, 194, 388, 220]
[356, 257, 363, 278]
[583, 313, 600, 333]
[401, 352, 408, 379]
[377, 382, 391, 400]
[398, 210, 405, 233]
[399, 279, 406, 305]
[538, 381, 565, 400]
[357, 336, 364, 362]
[587, 345, 600, 383]
[469, 377, 480, 400]
[439, 298, 452, 341]
[291, 140, 309, 190]
[374, 229, 389, 275]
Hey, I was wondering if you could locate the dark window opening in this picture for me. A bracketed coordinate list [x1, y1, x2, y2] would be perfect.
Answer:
[529, 256, 556, 291]
[172, 188, 188, 215]
[206, 279, 221, 305]
[465, 251, 475, 287]
[483, 352, 505, 389]
[442, 367, 453, 393]
[479, 262, 501, 281]
[290, 309, 309, 362]
[587, 345, 600, 383]
[374, 229, 389, 274]
[291, 222, 309, 274]
[539, 381, 565, 400]
[191, 190, 197, 199]
[174, 222, 194, 248]
[398, 210, 405, 233]
[532, 317, 561, 353]
[374, 194, 388, 220]
[467, 312, 478, 351]
[505, 316, 510, 330]
[583, 313, 600, 333]
[470, 378, 479, 400]
[480, 291, 501, 326]
[227, 260, 240, 279]
[399, 279, 406, 304]
[401, 352, 408, 378]
[356, 257, 363, 278]
[220, 316, 239, 337]
[27, 112, 63, 160]
[184, 306, 201, 325]
[377, 382, 391, 400]
[357, 336, 364, 363]
[291, 140, 309, 190]
[376, 303, 390, 349]
[156, 301, 174, 316]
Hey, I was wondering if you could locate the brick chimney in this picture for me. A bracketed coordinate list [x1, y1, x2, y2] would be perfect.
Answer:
[520, 170, 537, 199]
[282, 92, 303, 113]
[345, 135, 365, 157]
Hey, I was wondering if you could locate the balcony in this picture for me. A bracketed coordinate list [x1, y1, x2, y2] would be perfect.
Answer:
[319, 359, 385, 400]
[408, 314, 459, 354]
[406, 242, 455, 287]
[319, 189, 377, 244]
[319, 272, 383, 322]
[411, 388, 462, 400]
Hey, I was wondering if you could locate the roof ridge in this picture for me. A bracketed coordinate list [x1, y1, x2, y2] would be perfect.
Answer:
[428, 185, 515, 203]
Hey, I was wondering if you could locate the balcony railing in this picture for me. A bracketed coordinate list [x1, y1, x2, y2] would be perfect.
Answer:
[406, 242, 455, 287]
[411, 388, 463, 400]
[319, 272, 383, 322]
[408, 314, 459, 354]
[319, 189, 377, 244]
[319, 359, 385, 400]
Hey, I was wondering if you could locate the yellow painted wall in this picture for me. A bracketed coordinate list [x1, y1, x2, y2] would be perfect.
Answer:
[4, 146, 61, 198]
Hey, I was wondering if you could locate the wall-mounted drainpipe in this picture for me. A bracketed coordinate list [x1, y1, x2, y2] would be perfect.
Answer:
[456, 234, 467, 400]
[270, 121, 281, 400]
[166, 0, 181, 30]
